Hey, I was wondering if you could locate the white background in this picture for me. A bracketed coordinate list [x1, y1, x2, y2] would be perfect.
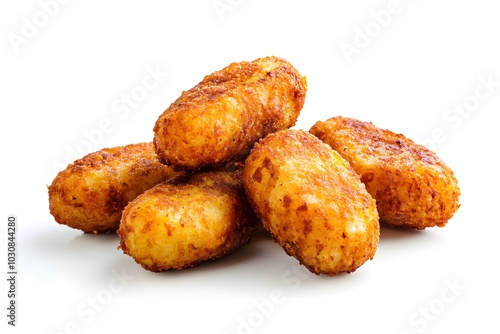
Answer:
[1, 0, 499, 333]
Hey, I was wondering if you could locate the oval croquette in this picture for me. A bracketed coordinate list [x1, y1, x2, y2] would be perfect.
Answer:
[118, 164, 261, 272]
[310, 116, 461, 229]
[243, 129, 380, 276]
[153, 56, 307, 171]
[48, 142, 181, 234]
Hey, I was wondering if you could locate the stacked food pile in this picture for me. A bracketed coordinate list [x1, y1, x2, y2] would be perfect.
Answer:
[48, 56, 460, 276]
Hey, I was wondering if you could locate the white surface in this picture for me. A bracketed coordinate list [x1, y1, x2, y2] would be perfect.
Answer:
[1, 0, 499, 333]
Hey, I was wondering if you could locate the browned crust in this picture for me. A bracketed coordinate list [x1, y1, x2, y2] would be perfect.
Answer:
[310, 116, 461, 229]
[153, 56, 307, 171]
[117, 163, 261, 272]
[48, 142, 182, 234]
[243, 129, 379, 276]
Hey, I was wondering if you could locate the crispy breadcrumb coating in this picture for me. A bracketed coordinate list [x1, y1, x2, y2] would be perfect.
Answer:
[243, 129, 379, 276]
[310, 116, 460, 229]
[117, 164, 261, 272]
[48, 143, 181, 234]
[153, 56, 307, 171]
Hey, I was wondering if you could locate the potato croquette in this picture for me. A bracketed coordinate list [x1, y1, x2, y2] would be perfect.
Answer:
[309, 117, 460, 229]
[243, 129, 379, 276]
[117, 164, 261, 272]
[48, 143, 181, 234]
[153, 56, 307, 171]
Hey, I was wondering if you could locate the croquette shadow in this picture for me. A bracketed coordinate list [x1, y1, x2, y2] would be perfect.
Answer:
[144, 231, 367, 286]
[69, 230, 121, 248]
[36, 226, 373, 293]
[45, 227, 374, 287]
[378, 222, 443, 252]
[161, 231, 274, 275]
[379, 223, 427, 240]
[93, 230, 281, 283]
[28, 225, 126, 284]
[34, 224, 120, 256]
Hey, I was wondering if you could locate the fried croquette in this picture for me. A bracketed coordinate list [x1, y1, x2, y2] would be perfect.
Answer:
[243, 129, 379, 276]
[117, 164, 261, 272]
[48, 143, 182, 234]
[153, 56, 307, 171]
[309, 116, 461, 229]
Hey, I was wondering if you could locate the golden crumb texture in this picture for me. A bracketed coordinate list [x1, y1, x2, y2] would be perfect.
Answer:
[48, 142, 182, 234]
[153, 56, 307, 171]
[310, 116, 461, 229]
[117, 164, 261, 272]
[243, 129, 380, 276]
